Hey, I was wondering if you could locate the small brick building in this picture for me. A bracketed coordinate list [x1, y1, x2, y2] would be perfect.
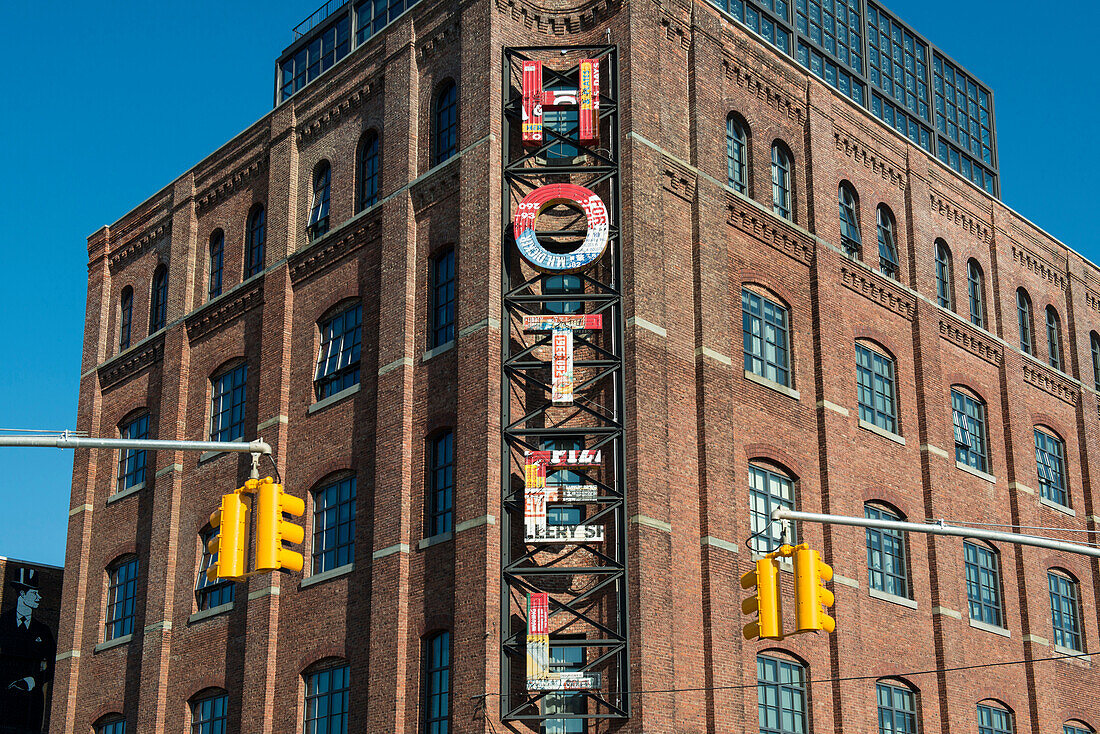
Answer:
[55, 0, 1100, 732]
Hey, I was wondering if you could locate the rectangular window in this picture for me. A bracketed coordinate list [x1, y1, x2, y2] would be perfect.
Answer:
[865, 505, 908, 598]
[105, 557, 139, 641]
[196, 528, 235, 611]
[964, 541, 1003, 628]
[280, 16, 351, 101]
[313, 476, 356, 574]
[211, 364, 248, 442]
[424, 631, 451, 734]
[876, 683, 917, 734]
[315, 304, 362, 400]
[856, 344, 897, 434]
[757, 655, 807, 734]
[742, 288, 791, 387]
[1049, 572, 1081, 651]
[542, 639, 586, 733]
[117, 413, 149, 493]
[428, 431, 453, 536]
[355, 0, 420, 46]
[431, 250, 456, 348]
[951, 389, 988, 473]
[1034, 429, 1067, 507]
[305, 664, 350, 734]
[749, 465, 795, 553]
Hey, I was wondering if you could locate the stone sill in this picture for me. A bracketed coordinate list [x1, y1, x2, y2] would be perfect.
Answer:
[969, 618, 1010, 637]
[744, 370, 800, 401]
[308, 384, 360, 415]
[94, 634, 132, 653]
[1054, 644, 1090, 664]
[956, 461, 996, 484]
[418, 532, 453, 550]
[869, 587, 916, 609]
[858, 419, 905, 445]
[1039, 496, 1076, 517]
[188, 602, 233, 625]
[106, 483, 144, 505]
[300, 564, 354, 590]
[422, 340, 455, 363]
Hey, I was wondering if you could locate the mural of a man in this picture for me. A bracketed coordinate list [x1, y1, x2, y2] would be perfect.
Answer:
[0, 568, 55, 733]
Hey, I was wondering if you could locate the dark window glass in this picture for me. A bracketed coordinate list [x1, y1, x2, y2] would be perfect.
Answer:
[431, 249, 456, 347]
[357, 132, 380, 212]
[977, 703, 1014, 734]
[117, 413, 149, 493]
[727, 115, 749, 193]
[709, 0, 792, 54]
[313, 476, 356, 574]
[865, 505, 908, 598]
[543, 274, 583, 315]
[541, 640, 586, 732]
[838, 184, 862, 257]
[209, 231, 224, 300]
[771, 144, 792, 220]
[1047, 306, 1063, 371]
[796, 41, 866, 105]
[210, 363, 248, 442]
[191, 691, 229, 734]
[757, 655, 807, 734]
[876, 682, 918, 734]
[964, 541, 1003, 628]
[794, 0, 861, 71]
[1049, 571, 1082, 651]
[1065, 724, 1093, 734]
[875, 206, 900, 278]
[865, 3, 933, 152]
[856, 343, 897, 433]
[543, 437, 584, 532]
[749, 464, 795, 553]
[150, 265, 168, 333]
[246, 206, 266, 278]
[1017, 289, 1033, 355]
[424, 631, 451, 734]
[304, 663, 350, 734]
[105, 556, 139, 641]
[544, 85, 580, 161]
[1092, 333, 1100, 391]
[196, 527, 235, 611]
[308, 161, 332, 240]
[120, 287, 133, 350]
[967, 260, 984, 328]
[315, 303, 362, 400]
[951, 388, 988, 473]
[742, 288, 791, 387]
[933, 53, 995, 190]
[96, 716, 127, 734]
[354, 0, 420, 46]
[1035, 429, 1067, 508]
[934, 241, 953, 310]
[279, 16, 351, 100]
[433, 81, 458, 166]
[428, 431, 453, 536]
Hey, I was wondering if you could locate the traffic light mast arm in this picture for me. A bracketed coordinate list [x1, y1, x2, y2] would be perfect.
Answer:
[0, 431, 272, 457]
[772, 507, 1100, 560]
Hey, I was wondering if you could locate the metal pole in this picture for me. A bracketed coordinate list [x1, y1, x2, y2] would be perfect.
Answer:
[773, 508, 1100, 560]
[0, 434, 272, 456]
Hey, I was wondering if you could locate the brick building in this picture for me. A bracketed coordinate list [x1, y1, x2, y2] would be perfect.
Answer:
[55, 0, 1100, 732]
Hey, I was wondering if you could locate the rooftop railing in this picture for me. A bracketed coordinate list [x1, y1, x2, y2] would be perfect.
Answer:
[292, 0, 349, 39]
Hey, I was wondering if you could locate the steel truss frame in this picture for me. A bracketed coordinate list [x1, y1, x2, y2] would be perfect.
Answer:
[500, 44, 630, 727]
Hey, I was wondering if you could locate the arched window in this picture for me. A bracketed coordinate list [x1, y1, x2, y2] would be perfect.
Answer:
[1034, 427, 1068, 508]
[1092, 332, 1100, 391]
[210, 361, 248, 442]
[838, 183, 862, 258]
[934, 240, 953, 310]
[196, 525, 235, 611]
[742, 286, 792, 387]
[430, 248, 456, 348]
[105, 555, 139, 642]
[315, 302, 362, 400]
[150, 264, 168, 333]
[119, 286, 133, 350]
[543, 274, 583, 315]
[423, 631, 451, 733]
[771, 142, 793, 220]
[1065, 721, 1095, 734]
[208, 230, 224, 300]
[951, 386, 989, 473]
[726, 114, 749, 194]
[1016, 288, 1033, 355]
[876, 679, 919, 734]
[432, 80, 458, 166]
[356, 130, 380, 212]
[190, 688, 229, 734]
[246, 205, 266, 278]
[307, 160, 332, 240]
[757, 654, 807, 734]
[313, 474, 356, 574]
[876, 205, 899, 279]
[1049, 569, 1083, 652]
[304, 660, 350, 734]
[1047, 305, 1063, 371]
[977, 700, 1015, 734]
[427, 430, 453, 536]
[967, 259, 985, 329]
[964, 541, 1003, 628]
[856, 341, 897, 434]
[865, 503, 909, 599]
[748, 463, 796, 553]
[95, 714, 127, 734]
[116, 411, 150, 494]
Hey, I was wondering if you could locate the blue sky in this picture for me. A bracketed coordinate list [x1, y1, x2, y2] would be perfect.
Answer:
[0, 1, 1095, 566]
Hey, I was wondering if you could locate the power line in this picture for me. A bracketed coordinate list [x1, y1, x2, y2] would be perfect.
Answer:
[935, 518, 1100, 537]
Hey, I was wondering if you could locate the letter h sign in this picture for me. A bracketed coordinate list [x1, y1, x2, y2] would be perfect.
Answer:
[521, 59, 600, 146]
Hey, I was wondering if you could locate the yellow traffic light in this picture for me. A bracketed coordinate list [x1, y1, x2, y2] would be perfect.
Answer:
[207, 491, 249, 582]
[793, 547, 835, 633]
[253, 477, 306, 573]
[741, 557, 783, 640]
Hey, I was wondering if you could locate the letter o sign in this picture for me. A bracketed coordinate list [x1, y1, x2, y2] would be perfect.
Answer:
[513, 184, 609, 273]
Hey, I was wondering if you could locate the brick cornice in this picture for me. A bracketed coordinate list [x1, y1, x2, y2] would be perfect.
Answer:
[722, 53, 805, 124]
[833, 128, 906, 191]
[726, 193, 813, 266]
[938, 317, 1002, 366]
[928, 189, 991, 244]
[840, 264, 915, 321]
[660, 155, 696, 202]
[296, 76, 383, 147]
[411, 164, 460, 211]
[493, 0, 620, 34]
[98, 335, 165, 389]
[289, 214, 381, 284]
[1022, 361, 1078, 406]
[185, 280, 265, 342]
[196, 155, 269, 213]
[108, 219, 171, 272]
[1011, 243, 1067, 292]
